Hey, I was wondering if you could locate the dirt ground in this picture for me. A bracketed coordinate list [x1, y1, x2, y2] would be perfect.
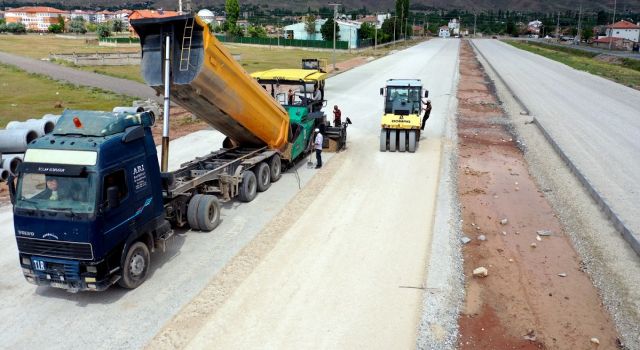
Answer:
[456, 40, 621, 349]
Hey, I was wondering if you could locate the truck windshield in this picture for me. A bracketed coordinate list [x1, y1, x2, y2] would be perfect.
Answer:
[16, 173, 96, 214]
[385, 87, 422, 115]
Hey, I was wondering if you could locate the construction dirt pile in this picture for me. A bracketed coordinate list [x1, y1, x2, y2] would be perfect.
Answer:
[455, 40, 621, 349]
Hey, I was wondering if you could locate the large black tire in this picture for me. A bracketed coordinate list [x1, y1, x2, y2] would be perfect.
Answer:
[398, 130, 407, 152]
[408, 130, 417, 153]
[187, 194, 203, 231]
[269, 154, 282, 182]
[238, 171, 257, 202]
[118, 241, 150, 289]
[255, 162, 271, 192]
[389, 130, 397, 152]
[380, 129, 387, 152]
[196, 195, 221, 232]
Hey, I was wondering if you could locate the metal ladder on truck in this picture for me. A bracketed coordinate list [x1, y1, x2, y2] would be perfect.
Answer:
[179, 17, 194, 71]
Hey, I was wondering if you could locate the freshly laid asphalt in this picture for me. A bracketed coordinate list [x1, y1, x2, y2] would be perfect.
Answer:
[473, 39, 640, 254]
[0, 50, 158, 101]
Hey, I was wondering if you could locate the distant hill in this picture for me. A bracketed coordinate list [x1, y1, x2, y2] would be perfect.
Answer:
[4, 0, 639, 12]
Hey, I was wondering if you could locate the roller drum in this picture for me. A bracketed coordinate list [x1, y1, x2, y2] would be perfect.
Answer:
[2, 154, 23, 175]
[113, 106, 145, 114]
[6, 119, 55, 137]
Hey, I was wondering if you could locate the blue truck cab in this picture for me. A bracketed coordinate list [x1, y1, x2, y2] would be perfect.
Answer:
[10, 110, 171, 292]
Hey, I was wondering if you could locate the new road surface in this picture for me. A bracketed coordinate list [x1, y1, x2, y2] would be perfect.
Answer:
[473, 39, 640, 253]
[0, 39, 459, 349]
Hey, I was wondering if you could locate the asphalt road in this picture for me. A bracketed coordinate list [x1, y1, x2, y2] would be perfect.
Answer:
[0, 51, 158, 101]
[0, 39, 459, 349]
[152, 39, 460, 349]
[473, 39, 640, 251]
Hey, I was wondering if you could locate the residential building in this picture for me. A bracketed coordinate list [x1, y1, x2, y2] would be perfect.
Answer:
[439, 26, 450, 38]
[527, 20, 543, 35]
[114, 10, 131, 26]
[592, 36, 635, 50]
[69, 10, 96, 23]
[448, 18, 460, 36]
[5, 6, 68, 32]
[283, 18, 360, 48]
[605, 20, 640, 43]
[95, 10, 116, 24]
[412, 25, 424, 36]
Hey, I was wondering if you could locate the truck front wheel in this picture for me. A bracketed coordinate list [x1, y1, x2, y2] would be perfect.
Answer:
[197, 195, 221, 231]
[118, 242, 150, 289]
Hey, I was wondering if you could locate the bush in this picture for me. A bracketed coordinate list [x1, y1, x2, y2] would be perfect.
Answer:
[48, 23, 64, 33]
[6, 23, 27, 34]
[96, 23, 111, 38]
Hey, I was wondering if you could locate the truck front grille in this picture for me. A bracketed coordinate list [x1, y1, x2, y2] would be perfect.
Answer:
[17, 237, 94, 260]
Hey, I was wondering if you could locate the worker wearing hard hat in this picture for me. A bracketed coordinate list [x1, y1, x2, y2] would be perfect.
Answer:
[314, 128, 323, 169]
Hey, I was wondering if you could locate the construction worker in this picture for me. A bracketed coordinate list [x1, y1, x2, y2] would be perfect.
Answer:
[333, 105, 342, 126]
[421, 98, 432, 130]
[314, 128, 323, 169]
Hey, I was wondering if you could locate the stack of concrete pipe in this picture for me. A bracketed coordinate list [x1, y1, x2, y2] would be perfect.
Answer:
[0, 115, 60, 181]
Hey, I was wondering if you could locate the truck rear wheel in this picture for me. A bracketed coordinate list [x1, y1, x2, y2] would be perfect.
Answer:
[238, 171, 257, 202]
[389, 130, 397, 152]
[197, 195, 221, 231]
[270, 155, 282, 182]
[187, 194, 203, 231]
[255, 162, 271, 192]
[380, 129, 387, 152]
[408, 130, 417, 153]
[398, 130, 407, 152]
[118, 242, 150, 289]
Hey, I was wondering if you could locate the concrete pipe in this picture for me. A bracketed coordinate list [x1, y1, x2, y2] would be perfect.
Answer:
[6, 119, 55, 137]
[0, 169, 9, 182]
[0, 129, 39, 153]
[113, 106, 144, 114]
[42, 114, 61, 124]
[2, 154, 22, 175]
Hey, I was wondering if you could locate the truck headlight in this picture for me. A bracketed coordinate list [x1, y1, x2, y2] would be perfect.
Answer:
[85, 277, 96, 283]
[86, 266, 97, 273]
[22, 257, 30, 265]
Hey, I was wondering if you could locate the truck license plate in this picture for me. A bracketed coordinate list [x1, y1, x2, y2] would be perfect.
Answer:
[32, 258, 46, 271]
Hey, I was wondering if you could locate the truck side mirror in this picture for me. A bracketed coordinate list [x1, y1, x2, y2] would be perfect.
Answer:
[107, 186, 120, 209]
[380, 88, 384, 96]
[8, 174, 16, 205]
[424, 90, 429, 98]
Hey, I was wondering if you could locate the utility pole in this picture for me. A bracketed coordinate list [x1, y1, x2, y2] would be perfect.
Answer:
[608, 0, 617, 50]
[393, 16, 396, 46]
[556, 11, 560, 42]
[474, 12, 477, 38]
[374, 13, 377, 51]
[576, 3, 582, 45]
[329, 3, 340, 71]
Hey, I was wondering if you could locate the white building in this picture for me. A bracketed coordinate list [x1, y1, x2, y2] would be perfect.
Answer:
[4, 6, 68, 32]
[69, 10, 96, 23]
[448, 18, 460, 36]
[606, 20, 640, 43]
[95, 10, 116, 24]
[197, 9, 215, 24]
[283, 18, 361, 49]
[439, 26, 450, 38]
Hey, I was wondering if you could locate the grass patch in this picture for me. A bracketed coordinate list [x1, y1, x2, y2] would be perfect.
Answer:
[0, 33, 138, 59]
[0, 63, 134, 127]
[506, 40, 640, 89]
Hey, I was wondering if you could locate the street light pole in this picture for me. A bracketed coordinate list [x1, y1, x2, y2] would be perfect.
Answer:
[329, 3, 340, 71]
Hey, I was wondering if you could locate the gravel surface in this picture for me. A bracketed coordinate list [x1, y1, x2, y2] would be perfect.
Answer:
[0, 51, 158, 100]
[473, 39, 640, 256]
[474, 42, 640, 350]
[149, 39, 461, 349]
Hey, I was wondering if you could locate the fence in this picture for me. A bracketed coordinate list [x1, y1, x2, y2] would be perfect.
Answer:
[100, 37, 141, 44]
[215, 35, 350, 50]
[50, 52, 141, 66]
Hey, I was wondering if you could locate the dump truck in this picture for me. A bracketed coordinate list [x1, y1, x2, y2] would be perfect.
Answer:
[9, 14, 345, 292]
[379, 79, 428, 153]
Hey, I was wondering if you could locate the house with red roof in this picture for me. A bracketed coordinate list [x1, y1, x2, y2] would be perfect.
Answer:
[605, 20, 640, 43]
[5, 6, 68, 32]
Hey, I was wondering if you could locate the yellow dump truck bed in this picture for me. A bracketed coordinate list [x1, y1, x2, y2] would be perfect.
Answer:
[131, 15, 290, 150]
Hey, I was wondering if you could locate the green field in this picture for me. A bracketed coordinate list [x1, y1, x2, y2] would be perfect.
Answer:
[506, 40, 640, 89]
[0, 63, 134, 127]
[0, 33, 138, 59]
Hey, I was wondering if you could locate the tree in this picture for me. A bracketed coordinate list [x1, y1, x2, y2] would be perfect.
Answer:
[395, 0, 409, 35]
[6, 23, 26, 34]
[247, 25, 267, 38]
[506, 21, 517, 36]
[381, 17, 396, 40]
[96, 23, 111, 38]
[111, 19, 125, 33]
[320, 17, 340, 41]
[304, 14, 317, 36]
[69, 17, 87, 34]
[358, 22, 375, 40]
[582, 27, 594, 42]
[225, 0, 240, 34]
[87, 23, 98, 32]
[48, 23, 64, 33]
